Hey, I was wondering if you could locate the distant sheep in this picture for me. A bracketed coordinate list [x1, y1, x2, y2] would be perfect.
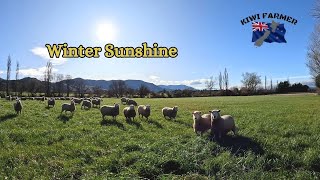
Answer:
[138, 105, 151, 120]
[92, 98, 101, 108]
[61, 100, 76, 114]
[192, 111, 211, 135]
[126, 99, 137, 106]
[47, 98, 55, 107]
[81, 100, 92, 109]
[72, 98, 83, 104]
[13, 99, 23, 114]
[100, 103, 120, 120]
[162, 106, 178, 120]
[121, 97, 128, 105]
[123, 105, 136, 121]
[209, 109, 237, 139]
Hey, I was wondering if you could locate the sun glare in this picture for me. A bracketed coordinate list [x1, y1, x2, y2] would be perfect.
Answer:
[96, 22, 117, 42]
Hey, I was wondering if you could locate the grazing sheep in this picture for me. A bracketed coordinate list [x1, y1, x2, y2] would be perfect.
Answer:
[126, 99, 138, 106]
[121, 97, 128, 104]
[72, 98, 83, 104]
[13, 99, 23, 114]
[100, 103, 120, 120]
[192, 111, 212, 135]
[61, 100, 76, 114]
[92, 98, 101, 108]
[123, 105, 136, 121]
[209, 109, 237, 139]
[47, 98, 55, 107]
[162, 106, 178, 120]
[81, 100, 92, 109]
[138, 105, 151, 120]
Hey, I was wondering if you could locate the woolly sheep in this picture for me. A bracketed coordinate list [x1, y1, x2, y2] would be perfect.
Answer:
[100, 103, 120, 120]
[138, 105, 151, 120]
[192, 111, 212, 135]
[92, 98, 101, 108]
[61, 100, 76, 114]
[121, 97, 128, 104]
[72, 98, 83, 104]
[47, 97, 55, 107]
[123, 105, 136, 121]
[126, 99, 138, 106]
[81, 100, 92, 109]
[209, 109, 237, 139]
[13, 99, 23, 114]
[162, 106, 178, 120]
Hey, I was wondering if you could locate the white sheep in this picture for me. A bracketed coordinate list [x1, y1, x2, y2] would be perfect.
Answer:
[138, 105, 151, 120]
[192, 111, 212, 135]
[72, 98, 83, 104]
[47, 97, 55, 107]
[81, 100, 92, 109]
[13, 99, 23, 114]
[209, 109, 237, 139]
[121, 97, 128, 105]
[92, 98, 101, 108]
[123, 105, 136, 121]
[162, 106, 178, 120]
[100, 103, 120, 120]
[61, 100, 76, 114]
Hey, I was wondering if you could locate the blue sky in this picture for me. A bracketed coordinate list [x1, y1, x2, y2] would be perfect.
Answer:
[0, 0, 317, 89]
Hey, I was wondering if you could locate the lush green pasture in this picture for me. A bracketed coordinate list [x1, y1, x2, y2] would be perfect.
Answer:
[0, 95, 320, 179]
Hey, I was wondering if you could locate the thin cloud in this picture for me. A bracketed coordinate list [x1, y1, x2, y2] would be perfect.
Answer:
[148, 75, 209, 89]
[31, 47, 67, 65]
[19, 66, 58, 78]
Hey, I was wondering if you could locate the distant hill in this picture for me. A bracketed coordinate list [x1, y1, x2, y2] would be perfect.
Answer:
[158, 85, 195, 91]
[60, 78, 192, 92]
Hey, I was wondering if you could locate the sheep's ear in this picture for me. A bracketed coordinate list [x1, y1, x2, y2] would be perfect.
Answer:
[209, 110, 212, 113]
[218, 110, 221, 112]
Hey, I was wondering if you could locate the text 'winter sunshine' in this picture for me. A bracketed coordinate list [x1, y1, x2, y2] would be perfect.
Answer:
[45, 43, 178, 59]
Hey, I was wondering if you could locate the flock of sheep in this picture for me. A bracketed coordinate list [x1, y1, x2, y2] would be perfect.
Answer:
[9, 96, 237, 139]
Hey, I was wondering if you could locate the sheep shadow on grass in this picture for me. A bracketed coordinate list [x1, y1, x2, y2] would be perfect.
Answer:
[212, 135, 264, 156]
[146, 118, 163, 128]
[125, 118, 143, 130]
[100, 119, 126, 131]
[58, 114, 73, 123]
[0, 113, 18, 123]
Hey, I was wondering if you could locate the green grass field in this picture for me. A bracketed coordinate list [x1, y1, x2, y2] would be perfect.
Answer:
[0, 95, 320, 179]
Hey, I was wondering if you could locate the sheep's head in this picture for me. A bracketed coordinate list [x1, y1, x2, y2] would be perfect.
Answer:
[192, 111, 202, 121]
[146, 105, 151, 109]
[209, 109, 221, 120]
[129, 105, 134, 110]
[70, 100, 75, 105]
[114, 103, 120, 108]
[173, 106, 178, 112]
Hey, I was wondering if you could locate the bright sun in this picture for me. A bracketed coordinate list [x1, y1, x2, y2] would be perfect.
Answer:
[96, 23, 117, 42]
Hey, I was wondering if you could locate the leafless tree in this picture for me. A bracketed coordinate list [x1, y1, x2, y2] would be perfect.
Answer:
[307, 2, 320, 88]
[65, 75, 72, 97]
[307, 24, 320, 79]
[14, 61, 20, 96]
[6, 55, 11, 96]
[56, 74, 64, 96]
[109, 80, 127, 98]
[218, 72, 223, 90]
[44, 61, 53, 96]
[223, 68, 229, 91]
[205, 76, 216, 96]
[138, 84, 150, 98]
[73, 78, 86, 97]
[270, 78, 273, 90]
[264, 76, 267, 90]
[312, 0, 320, 19]
[241, 72, 261, 93]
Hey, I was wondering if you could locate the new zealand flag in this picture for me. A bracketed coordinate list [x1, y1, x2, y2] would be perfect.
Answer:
[252, 22, 287, 43]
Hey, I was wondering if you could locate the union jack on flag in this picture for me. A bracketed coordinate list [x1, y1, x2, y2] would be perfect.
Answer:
[252, 22, 269, 32]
